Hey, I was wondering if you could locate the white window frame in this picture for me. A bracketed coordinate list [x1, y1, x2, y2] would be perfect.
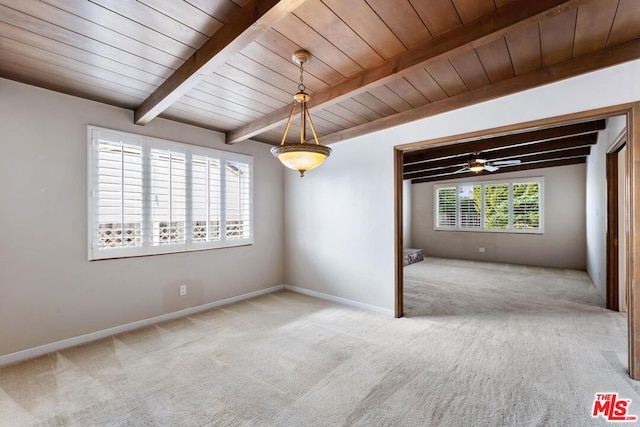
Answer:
[88, 126, 253, 260]
[434, 177, 544, 234]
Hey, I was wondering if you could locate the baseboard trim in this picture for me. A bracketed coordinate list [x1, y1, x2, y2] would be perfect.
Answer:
[0, 285, 285, 367]
[284, 285, 394, 317]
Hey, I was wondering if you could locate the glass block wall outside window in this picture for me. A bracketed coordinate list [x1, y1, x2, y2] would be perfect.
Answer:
[433, 178, 543, 233]
[88, 127, 253, 260]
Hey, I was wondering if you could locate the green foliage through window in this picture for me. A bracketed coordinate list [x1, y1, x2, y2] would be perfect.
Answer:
[484, 184, 509, 229]
[436, 187, 456, 227]
[513, 183, 540, 229]
[434, 179, 542, 233]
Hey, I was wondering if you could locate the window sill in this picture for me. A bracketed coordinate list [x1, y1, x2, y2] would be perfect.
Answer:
[89, 240, 253, 261]
[433, 228, 543, 235]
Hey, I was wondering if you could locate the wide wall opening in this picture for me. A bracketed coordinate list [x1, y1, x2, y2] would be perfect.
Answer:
[394, 105, 638, 377]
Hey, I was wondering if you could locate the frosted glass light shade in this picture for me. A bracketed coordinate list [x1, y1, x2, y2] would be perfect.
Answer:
[271, 144, 331, 177]
[468, 159, 485, 172]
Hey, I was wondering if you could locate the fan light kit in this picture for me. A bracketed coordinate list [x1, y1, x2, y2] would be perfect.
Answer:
[468, 159, 485, 173]
[270, 50, 331, 177]
[461, 156, 522, 173]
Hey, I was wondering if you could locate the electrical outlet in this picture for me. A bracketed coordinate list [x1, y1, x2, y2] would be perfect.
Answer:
[179, 284, 187, 296]
[479, 247, 485, 253]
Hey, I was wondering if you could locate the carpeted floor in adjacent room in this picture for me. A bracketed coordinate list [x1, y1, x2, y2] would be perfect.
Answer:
[0, 257, 637, 426]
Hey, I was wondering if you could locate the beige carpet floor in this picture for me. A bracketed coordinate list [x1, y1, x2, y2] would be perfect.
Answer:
[0, 257, 637, 426]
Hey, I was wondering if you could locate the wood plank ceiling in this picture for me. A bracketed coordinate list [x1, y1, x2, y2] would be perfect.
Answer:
[1, 0, 639, 150]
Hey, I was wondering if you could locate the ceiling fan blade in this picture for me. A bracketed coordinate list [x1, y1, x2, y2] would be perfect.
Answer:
[490, 159, 521, 166]
[456, 166, 470, 173]
[484, 165, 499, 172]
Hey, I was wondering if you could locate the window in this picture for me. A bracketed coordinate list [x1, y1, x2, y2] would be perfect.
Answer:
[88, 127, 252, 260]
[484, 183, 509, 230]
[512, 182, 541, 230]
[459, 184, 481, 229]
[436, 187, 456, 228]
[434, 178, 542, 233]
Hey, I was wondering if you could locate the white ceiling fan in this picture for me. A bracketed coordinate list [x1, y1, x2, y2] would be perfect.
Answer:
[459, 157, 522, 173]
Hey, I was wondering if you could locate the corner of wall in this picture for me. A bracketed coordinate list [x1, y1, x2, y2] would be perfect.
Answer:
[585, 117, 627, 303]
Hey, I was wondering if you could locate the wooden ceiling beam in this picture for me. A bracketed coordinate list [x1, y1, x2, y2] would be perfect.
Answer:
[404, 146, 590, 179]
[481, 133, 597, 156]
[403, 133, 598, 172]
[405, 164, 474, 181]
[226, 0, 592, 144]
[404, 122, 603, 164]
[500, 145, 590, 162]
[134, 0, 306, 125]
[411, 157, 586, 184]
[321, 38, 639, 146]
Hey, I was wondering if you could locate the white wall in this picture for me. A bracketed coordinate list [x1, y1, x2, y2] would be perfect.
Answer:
[402, 180, 412, 249]
[284, 60, 640, 313]
[585, 115, 627, 302]
[0, 79, 285, 356]
[411, 164, 586, 269]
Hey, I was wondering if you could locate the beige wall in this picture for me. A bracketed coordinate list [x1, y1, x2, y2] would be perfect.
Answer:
[0, 79, 285, 356]
[410, 165, 587, 269]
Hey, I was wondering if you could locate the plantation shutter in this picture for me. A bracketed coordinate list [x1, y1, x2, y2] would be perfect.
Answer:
[150, 147, 186, 246]
[433, 178, 542, 233]
[89, 126, 253, 260]
[192, 155, 222, 242]
[459, 185, 481, 229]
[436, 187, 457, 228]
[512, 182, 540, 230]
[484, 184, 509, 229]
[225, 159, 252, 240]
[92, 131, 143, 253]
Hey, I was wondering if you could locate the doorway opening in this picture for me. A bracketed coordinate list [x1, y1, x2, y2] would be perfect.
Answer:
[606, 131, 628, 312]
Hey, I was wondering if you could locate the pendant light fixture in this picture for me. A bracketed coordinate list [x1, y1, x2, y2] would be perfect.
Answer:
[270, 50, 331, 177]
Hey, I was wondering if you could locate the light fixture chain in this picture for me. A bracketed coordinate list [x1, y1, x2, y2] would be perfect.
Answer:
[298, 60, 305, 92]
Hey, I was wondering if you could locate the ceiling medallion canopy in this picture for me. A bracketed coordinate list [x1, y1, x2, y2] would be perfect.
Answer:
[270, 50, 331, 177]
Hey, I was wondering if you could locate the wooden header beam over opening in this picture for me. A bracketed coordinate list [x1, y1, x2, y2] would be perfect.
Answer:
[403, 133, 598, 173]
[134, 0, 306, 125]
[404, 146, 590, 180]
[411, 157, 586, 184]
[225, 0, 591, 144]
